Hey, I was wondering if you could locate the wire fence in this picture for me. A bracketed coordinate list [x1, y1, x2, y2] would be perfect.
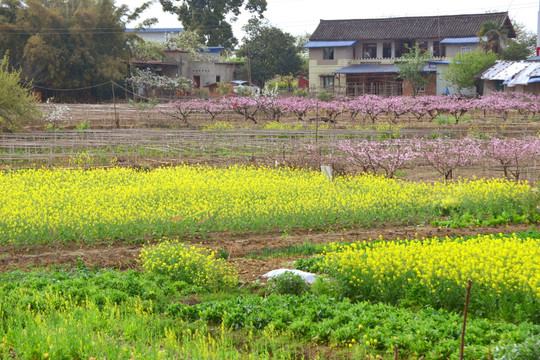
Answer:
[34, 101, 540, 130]
[1, 129, 539, 182]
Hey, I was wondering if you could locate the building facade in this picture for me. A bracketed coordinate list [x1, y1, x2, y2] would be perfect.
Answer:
[305, 12, 515, 96]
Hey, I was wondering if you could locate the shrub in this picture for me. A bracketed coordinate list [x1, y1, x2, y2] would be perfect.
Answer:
[216, 82, 234, 96]
[316, 90, 334, 102]
[494, 337, 540, 360]
[139, 239, 238, 291]
[310, 276, 341, 297]
[292, 88, 309, 98]
[0, 53, 40, 131]
[75, 121, 90, 130]
[267, 271, 310, 296]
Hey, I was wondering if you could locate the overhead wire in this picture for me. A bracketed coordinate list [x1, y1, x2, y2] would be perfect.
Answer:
[0, 1, 537, 35]
[22, 80, 114, 92]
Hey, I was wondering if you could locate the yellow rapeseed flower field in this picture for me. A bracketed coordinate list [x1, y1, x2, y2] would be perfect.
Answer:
[0, 166, 537, 245]
[318, 233, 540, 321]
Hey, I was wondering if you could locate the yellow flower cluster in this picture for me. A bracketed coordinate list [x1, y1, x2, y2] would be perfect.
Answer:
[0, 166, 536, 245]
[139, 239, 238, 290]
[319, 234, 539, 319]
[323, 234, 539, 295]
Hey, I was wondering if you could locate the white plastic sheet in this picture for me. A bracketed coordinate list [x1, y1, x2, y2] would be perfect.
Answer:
[261, 269, 317, 284]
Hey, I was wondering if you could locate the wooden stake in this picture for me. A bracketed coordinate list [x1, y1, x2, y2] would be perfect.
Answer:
[111, 81, 119, 129]
[460, 279, 473, 360]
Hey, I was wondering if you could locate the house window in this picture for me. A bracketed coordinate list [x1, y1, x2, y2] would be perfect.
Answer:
[418, 41, 428, 54]
[383, 43, 392, 58]
[363, 43, 377, 58]
[321, 75, 334, 90]
[395, 40, 413, 58]
[323, 47, 334, 60]
[216, 75, 221, 83]
[461, 46, 472, 53]
[433, 41, 446, 57]
[417, 85, 426, 93]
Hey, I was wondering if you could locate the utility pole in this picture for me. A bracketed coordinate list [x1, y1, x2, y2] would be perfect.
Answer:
[536, 0, 540, 55]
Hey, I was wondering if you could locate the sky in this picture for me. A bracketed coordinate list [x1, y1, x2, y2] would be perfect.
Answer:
[118, 0, 540, 41]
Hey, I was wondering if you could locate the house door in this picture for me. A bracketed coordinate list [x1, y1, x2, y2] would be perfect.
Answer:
[193, 76, 200, 89]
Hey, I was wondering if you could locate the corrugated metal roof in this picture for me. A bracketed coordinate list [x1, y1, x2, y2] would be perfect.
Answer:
[334, 64, 436, 74]
[481, 60, 540, 86]
[482, 61, 530, 81]
[440, 37, 486, 44]
[304, 41, 357, 48]
[310, 12, 515, 41]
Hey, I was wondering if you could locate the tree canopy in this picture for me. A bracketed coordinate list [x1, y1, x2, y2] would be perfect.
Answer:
[476, 20, 509, 56]
[395, 43, 433, 97]
[158, 0, 267, 48]
[236, 18, 302, 86]
[442, 50, 497, 94]
[0, 0, 150, 101]
[501, 21, 537, 60]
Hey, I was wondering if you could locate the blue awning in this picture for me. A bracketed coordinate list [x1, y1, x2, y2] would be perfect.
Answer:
[440, 37, 486, 44]
[429, 60, 450, 64]
[126, 28, 183, 33]
[334, 64, 436, 74]
[304, 41, 357, 48]
[203, 47, 225, 53]
[503, 77, 540, 85]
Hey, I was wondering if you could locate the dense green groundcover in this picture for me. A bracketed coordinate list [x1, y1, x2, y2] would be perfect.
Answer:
[1, 263, 539, 359]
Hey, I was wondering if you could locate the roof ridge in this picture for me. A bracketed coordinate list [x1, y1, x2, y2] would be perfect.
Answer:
[318, 11, 508, 23]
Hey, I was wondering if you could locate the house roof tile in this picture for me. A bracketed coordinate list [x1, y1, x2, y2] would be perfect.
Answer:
[310, 12, 515, 41]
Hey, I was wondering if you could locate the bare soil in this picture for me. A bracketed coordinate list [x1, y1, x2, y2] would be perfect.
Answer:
[0, 223, 533, 281]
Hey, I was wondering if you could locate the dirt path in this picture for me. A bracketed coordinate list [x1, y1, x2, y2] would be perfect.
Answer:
[0, 223, 533, 280]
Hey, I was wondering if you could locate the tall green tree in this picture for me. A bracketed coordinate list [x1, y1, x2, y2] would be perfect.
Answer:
[0, 53, 40, 131]
[158, 0, 267, 48]
[130, 39, 165, 61]
[0, 0, 151, 101]
[476, 20, 509, 56]
[236, 18, 302, 86]
[295, 32, 310, 77]
[164, 29, 209, 60]
[442, 50, 497, 94]
[501, 21, 537, 60]
[395, 43, 433, 97]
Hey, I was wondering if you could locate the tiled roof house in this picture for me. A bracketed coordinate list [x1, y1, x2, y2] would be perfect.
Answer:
[305, 12, 515, 96]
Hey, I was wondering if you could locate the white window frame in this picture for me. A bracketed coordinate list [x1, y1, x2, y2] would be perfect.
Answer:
[323, 47, 335, 60]
[321, 75, 334, 90]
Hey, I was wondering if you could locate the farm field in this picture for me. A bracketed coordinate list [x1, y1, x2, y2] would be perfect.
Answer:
[1, 164, 539, 359]
[1, 95, 540, 359]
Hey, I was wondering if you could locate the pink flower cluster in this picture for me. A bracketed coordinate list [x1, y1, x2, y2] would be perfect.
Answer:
[167, 92, 540, 124]
[338, 136, 540, 180]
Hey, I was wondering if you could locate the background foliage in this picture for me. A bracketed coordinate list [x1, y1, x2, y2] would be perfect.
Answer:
[0, 0, 147, 101]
